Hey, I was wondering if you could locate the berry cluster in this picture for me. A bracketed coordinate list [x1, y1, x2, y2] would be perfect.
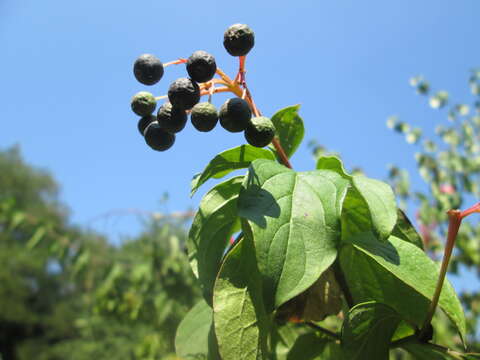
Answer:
[130, 24, 276, 152]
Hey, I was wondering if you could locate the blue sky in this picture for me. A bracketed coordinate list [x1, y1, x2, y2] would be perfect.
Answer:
[1, 0, 479, 259]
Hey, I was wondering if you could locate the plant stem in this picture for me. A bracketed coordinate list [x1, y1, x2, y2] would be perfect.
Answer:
[332, 259, 354, 308]
[419, 209, 462, 339]
[306, 322, 340, 340]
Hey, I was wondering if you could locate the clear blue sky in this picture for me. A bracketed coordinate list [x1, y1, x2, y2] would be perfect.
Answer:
[1, 0, 479, 265]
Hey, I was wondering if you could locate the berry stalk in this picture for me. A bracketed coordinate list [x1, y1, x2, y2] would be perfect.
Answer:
[419, 202, 480, 340]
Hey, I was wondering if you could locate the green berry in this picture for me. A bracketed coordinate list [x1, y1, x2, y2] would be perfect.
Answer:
[144, 122, 175, 151]
[157, 103, 187, 133]
[219, 98, 252, 132]
[186, 50, 217, 83]
[131, 91, 156, 116]
[137, 115, 156, 135]
[168, 78, 200, 110]
[223, 24, 255, 56]
[133, 54, 164, 85]
[191, 102, 218, 132]
[244, 116, 275, 147]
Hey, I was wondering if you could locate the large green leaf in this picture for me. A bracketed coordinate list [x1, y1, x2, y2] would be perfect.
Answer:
[342, 176, 397, 241]
[341, 302, 401, 360]
[213, 231, 270, 360]
[391, 209, 424, 250]
[287, 333, 342, 360]
[188, 176, 243, 303]
[175, 300, 220, 360]
[190, 145, 275, 197]
[401, 341, 480, 359]
[238, 159, 349, 310]
[339, 233, 466, 343]
[268, 105, 304, 159]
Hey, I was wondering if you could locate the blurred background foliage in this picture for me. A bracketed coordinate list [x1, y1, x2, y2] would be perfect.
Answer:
[0, 146, 200, 359]
[2, 70, 480, 359]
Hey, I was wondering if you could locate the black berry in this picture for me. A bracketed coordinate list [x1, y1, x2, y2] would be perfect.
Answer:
[191, 102, 218, 132]
[144, 122, 175, 151]
[186, 50, 217, 83]
[219, 98, 252, 132]
[133, 54, 164, 85]
[137, 115, 156, 135]
[131, 91, 156, 116]
[244, 116, 275, 147]
[157, 102, 187, 133]
[168, 78, 200, 110]
[223, 24, 255, 57]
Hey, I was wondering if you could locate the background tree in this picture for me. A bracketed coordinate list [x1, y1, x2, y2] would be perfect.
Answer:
[0, 146, 199, 360]
[385, 70, 480, 352]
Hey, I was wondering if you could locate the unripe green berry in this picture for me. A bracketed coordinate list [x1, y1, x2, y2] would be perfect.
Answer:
[244, 116, 275, 147]
[133, 54, 164, 85]
[144, 122, 175, 151]
[219, 98, 252, 133]
[186, 51, 217, 83]
[131, 91, 156, 116]
[157, 103, 187, 133]
[168, 78, 200, 110]
[191, 102, 218, 132]
[223, 24, 255, 56]
[137, 114, 156, 135]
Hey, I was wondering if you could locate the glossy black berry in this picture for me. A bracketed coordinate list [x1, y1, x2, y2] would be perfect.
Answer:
[191, 102, 218, 132]
[144, 122, 175, 151]
[137, 115, 156, 136]
[157, 102, 187, 133]
[223, 24, 255, 56]
[131, 91, 156, 116]
[168, 78, 200, 110]
[219, 98, 252, 132]
[244, 116, 275, 147]
[133, 54, 164, 85]
[186, 51, 217, 83]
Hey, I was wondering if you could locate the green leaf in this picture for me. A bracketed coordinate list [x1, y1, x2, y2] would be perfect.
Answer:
[213, 231, 270, 360]
[268, 105, 304, 159]
[287, 333, 343, 360]
[190, 145, 275, 197]
[339, 233, 466, 343]
[175, 300, 212, 360]
[270, 323, 306, 360]
[175, 300, 221, 360]
[401, 341, 480, 359]
[341, 302, 401, 360]
[26, 226, 46, 249]
[391, 209, 424, 250]
[316, 156, 351, 179]
[238, 159, 349, 310]
[342, 176, 397, 241]
[188, 176, 243, 303]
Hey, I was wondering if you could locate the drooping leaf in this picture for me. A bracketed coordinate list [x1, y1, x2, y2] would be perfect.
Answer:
[339, 233, 466, 343]
[268, 105, 304, 159]
[316, 156, 351, 179]
[341, 176, 397, 241]
[190, 145, 275, 197]
[213, 231, 270, 360]
[391, 209, 424, 250]
[175, 300, 213, 360]
[341, 302, 401, 360]
[287, 333, 342, 360]
[188, 176, 243, 303]
[238, 159, 349, 310]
